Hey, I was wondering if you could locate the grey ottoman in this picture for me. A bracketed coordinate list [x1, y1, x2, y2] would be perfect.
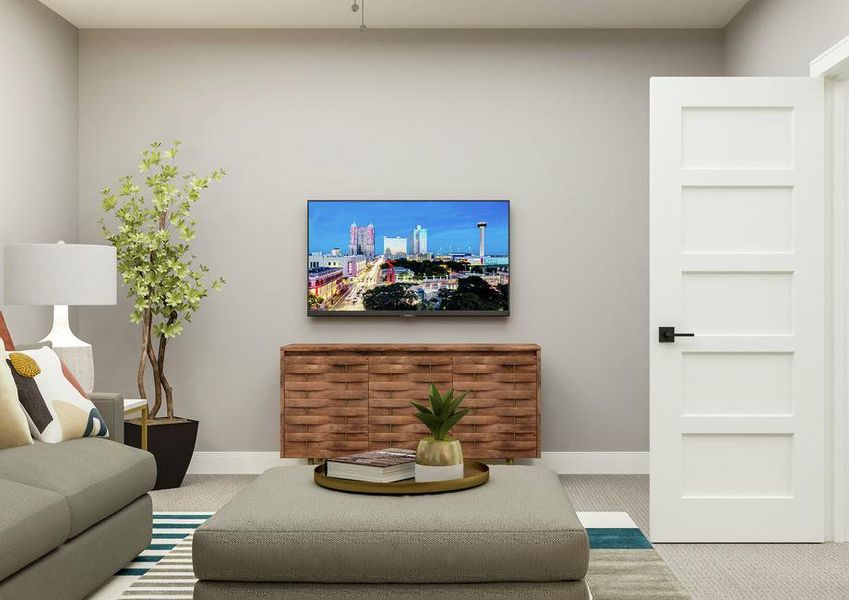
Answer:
[193, 465, 590, 599]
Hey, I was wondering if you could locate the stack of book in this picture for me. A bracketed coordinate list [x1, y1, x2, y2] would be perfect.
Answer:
[325, 448, 416, 483]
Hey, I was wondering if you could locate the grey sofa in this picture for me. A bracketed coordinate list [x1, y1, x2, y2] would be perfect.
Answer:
[0, 393, 156, 600]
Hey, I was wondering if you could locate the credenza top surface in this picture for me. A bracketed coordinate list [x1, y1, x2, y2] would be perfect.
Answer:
[281, 343, 540, 353]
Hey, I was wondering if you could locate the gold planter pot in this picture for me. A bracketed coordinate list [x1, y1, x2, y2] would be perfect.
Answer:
[415, 437, 464, 482]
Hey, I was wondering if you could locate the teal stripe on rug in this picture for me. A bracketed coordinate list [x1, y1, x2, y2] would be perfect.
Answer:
[131, 556, 164, 563]
[152, 533, 189, 539]
[587, 527, 653, 549]
[115, 568, 148, 576]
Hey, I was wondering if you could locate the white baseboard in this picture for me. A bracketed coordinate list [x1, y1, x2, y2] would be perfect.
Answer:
[187, 451, 649, 475]
[530, 451, 649, 474]
[186, 452, 304, 474]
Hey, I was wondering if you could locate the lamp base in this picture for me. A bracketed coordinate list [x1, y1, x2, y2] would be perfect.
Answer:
[40, 305, 95, 394]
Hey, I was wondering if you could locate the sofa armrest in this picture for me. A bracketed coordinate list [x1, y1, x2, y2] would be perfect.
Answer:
[89, 393, 125, 443]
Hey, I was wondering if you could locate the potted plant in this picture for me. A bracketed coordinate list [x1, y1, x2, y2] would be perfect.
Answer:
[100, 140, 225, 489]
[411, 384, 471, 482]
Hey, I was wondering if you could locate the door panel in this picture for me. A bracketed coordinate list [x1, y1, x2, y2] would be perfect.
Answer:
[650, 77, 825, 542]
[681, 186, 793, 253]
[681, 351, 793, 416]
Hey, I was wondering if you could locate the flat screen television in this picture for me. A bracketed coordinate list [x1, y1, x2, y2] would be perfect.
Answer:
[307, 200, 509, 317]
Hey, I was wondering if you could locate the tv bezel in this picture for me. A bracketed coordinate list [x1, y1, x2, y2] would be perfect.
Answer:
[306, 199, 510, 318]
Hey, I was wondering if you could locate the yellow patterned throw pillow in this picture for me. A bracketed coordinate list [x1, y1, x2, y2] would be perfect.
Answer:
[0, 350, 33, 449]
[8, 347, 108, 443]
[9, 352, 41, 378]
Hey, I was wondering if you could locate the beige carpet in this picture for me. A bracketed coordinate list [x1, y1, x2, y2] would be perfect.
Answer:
[563, 475, 849, 600]
[149, 474, 849, 600]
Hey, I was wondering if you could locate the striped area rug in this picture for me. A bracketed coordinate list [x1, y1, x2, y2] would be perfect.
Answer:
[88, 513, 209, 599]
[88, 511, 688, 599]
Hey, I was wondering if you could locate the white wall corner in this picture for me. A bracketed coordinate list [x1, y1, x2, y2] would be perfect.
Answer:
[187, 451, 649, 475]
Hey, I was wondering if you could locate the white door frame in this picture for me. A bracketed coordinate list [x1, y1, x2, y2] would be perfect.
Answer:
[811, 35, 849, 543]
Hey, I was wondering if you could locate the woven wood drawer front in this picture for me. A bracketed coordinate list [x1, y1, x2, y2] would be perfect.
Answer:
[451, 353, 539, 458]
[368, 354, 453, 451]
[282, 353, 369, 457]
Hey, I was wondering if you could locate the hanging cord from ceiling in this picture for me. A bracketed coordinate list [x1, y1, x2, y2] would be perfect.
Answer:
[351, 0, 367, 31]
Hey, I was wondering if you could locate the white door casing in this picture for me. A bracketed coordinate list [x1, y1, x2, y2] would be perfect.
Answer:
[812, 34, 849, 543]
[650, 77, 825, 542]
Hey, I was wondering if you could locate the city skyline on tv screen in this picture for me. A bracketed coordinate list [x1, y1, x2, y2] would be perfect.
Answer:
[307, 200, 509, 315]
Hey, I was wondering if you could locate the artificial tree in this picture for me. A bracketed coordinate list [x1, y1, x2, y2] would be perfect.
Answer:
[100, 141, 225, 421]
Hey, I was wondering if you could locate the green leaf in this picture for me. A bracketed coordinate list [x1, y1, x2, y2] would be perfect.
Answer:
[414, 412, 442, 436]
[436, 408, 470, 440]
[438, 388, 455, 418]
[428, 382, 444, 415]
[443, 390, 469, 418]
[410, 401, 432, 416]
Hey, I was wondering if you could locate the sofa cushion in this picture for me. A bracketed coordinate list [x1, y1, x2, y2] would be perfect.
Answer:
[0, 478, 70, 580]
[193, 465, 590, 584]
[0, 438, 156, 537]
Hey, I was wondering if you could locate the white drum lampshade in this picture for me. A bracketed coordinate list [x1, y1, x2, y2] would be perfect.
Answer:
[3, 242, 117, 393]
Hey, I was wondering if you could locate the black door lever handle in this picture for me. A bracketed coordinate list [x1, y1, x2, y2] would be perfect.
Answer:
[658, 326, 695, 343]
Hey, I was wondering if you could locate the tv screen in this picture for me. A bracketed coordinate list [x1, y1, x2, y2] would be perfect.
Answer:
[307, 200, 509, 316]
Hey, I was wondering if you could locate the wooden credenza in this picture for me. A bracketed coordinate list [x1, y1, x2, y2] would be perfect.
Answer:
[280, 344, 541, 461]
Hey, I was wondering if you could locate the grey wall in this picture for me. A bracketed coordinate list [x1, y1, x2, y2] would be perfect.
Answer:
[725, 0, 849, 75]
[0, 0, 78, 342]
[78, 29, 723, 453]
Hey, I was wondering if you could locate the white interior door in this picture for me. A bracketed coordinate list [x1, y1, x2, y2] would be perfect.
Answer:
[650, 77, 825, 542]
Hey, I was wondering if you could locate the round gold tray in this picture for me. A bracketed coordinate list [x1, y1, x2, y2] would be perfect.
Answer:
[314, 460, 489, 495]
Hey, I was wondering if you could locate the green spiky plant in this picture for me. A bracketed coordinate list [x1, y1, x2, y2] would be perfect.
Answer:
[411, 384, 471, 441]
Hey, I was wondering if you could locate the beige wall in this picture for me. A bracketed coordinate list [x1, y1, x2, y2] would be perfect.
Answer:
[725, 0, 849, 75]
[77, 29, 723, 453]
[5, 0, 843, 456]
[0, 0, 78, 343]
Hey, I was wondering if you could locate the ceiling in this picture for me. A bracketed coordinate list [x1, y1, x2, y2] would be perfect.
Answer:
[39, 0, 751, 30]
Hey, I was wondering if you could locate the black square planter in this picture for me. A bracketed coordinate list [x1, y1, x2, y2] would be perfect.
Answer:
[125, 418, 198, 490]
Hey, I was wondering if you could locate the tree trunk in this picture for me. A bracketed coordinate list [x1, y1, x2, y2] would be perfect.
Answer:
[147, 339, 162, 418]
[137, 309, 150, 401]
[160, 346, 174, 419]
[147, 331, 163, 419]
[146, 210, 171, 419]
[158, 311, 176, 419]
